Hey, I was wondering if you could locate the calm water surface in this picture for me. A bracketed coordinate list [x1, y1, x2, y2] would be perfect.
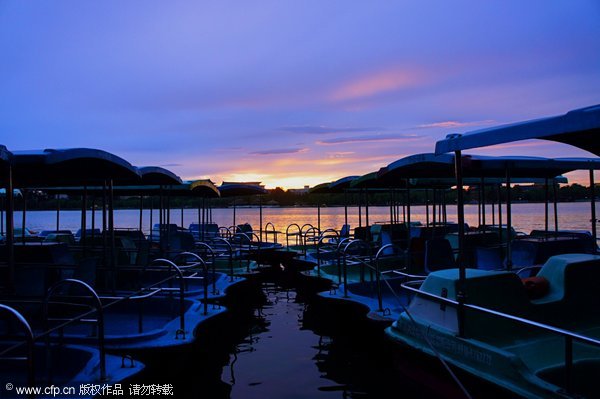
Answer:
[11, 202, 600, 237]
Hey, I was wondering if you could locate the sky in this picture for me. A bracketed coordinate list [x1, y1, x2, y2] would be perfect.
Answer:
[1, 1, 599, 188]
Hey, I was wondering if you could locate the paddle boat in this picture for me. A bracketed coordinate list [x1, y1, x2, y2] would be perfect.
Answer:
[386, 104, 600, 398]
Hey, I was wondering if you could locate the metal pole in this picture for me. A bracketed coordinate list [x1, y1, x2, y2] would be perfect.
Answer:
[506, 168, 512, 271]
[425, 189, 429, 227]
[21, 189, 27, 242]
[197, 199, 202, 241]
[102, 183, 107, 267]
[544, 178, 549, 234]
[344, 190, 348, 227]
[6, 166, 15, 292]
[406, 183, 411, 228]
[108, 180, 115, 276]
[259, 194, 263, 241]
[454, 151, 466, 338]
[389, 189, 394, 224]
[81, 186, 87, 249]
[553, 182, 559, 233]
[590, 167, 597, 244]
[232, 198, 236, 227]
[317, 201, 321, 232]
[56, 195, 61, 231]
[364, 189, 369, 228]
[358, 192, 362, 227]
[91, 196, 96, 243]
[139, 195, 143, 232]
[481, 177, 486, 228]
[149, 196, 153, 244]
[498, 184, 503, 233]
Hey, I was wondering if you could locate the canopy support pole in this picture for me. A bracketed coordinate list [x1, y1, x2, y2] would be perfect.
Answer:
[6, 166, 15, 292]
[505, 168, 512, 271]
[590, 167, 597, 244]
[454, 151, 466, 338]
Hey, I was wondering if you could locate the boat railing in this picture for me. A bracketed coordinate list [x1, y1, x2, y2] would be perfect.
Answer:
[340, 239, 371, 297]
[263, 222, 279, 244]
[43, 278, 106, 381]
[0, 304, 35, 386]
[231, 232, 255, 272]
[285, 223, 302, 250]
[373, 244, 404, 311]
[178, 246, 216, 294]
[303, 226, 320, 252]
[219, 226, 233, 240]
[207, 237, 235, 281]
[399, 281, 600, 396]
[172, 253, 210, 314]
[316, 229, 340, 270]
[148, 258, 192, 322]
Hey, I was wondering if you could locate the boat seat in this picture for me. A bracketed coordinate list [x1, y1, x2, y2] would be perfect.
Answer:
[535, 254, 600, 307]
[424, 238, 455, 273]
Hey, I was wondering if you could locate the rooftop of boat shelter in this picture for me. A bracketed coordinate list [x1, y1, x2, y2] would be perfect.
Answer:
[434, 104, 600, 156]
[9, 148, 142, 188]
[218, 182, 268, 197]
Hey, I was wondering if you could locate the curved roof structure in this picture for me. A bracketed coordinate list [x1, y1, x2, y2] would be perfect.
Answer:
[435, 104, 600, 156]
[218, 182, 267, 197]
[137, 166, 182, 185]
[329, 175, 359, 191]
[308, 182, 333, 194]
[378, 153, 600, 183]
[189, 179, 220, 198]
[11, 148, 141, 187]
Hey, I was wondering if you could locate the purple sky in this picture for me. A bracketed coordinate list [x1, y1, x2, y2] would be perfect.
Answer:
[1, 1, 599, 188]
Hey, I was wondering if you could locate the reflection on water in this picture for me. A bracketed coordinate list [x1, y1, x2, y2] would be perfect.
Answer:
[14, 202, 600, 237]
[218, 282, 412, 399]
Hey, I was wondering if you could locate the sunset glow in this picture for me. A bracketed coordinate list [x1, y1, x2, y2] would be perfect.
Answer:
[1, 1, 599, 189]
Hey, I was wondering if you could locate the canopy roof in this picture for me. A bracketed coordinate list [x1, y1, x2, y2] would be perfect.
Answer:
[350, 171, 383, 189]
[409, 176, 568, 188]
[377, 153, 456, 183]
[218, 182, 267, 197]
[435, 104, 600, 156]
[309, 182, 333, 194]
[378, 153, 600, 183]
[138, 166, 182, 185]
[329, 175, 359, 191]
[11, 148, 141, 188]
[189, 179, 220, 198]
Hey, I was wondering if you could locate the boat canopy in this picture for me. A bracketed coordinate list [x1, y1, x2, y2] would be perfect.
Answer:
[379, 153, 600, 182]
[218, 182, 267, 197]
[308, 182, 333, 194]
[408, 176, 568, 188]
[434, 104, 600, 156]
[350, 171, 380, 189]
[11, 148, 141, 187]
[378, 153, 455, 183]
[138, 166, 182, 185]
[462, 155, 600, 178]
[189, 179, 220, 198]
[329, 175, 359, 191]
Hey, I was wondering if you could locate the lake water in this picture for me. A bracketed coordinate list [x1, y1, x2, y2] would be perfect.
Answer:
[9, 202, 599, 238]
